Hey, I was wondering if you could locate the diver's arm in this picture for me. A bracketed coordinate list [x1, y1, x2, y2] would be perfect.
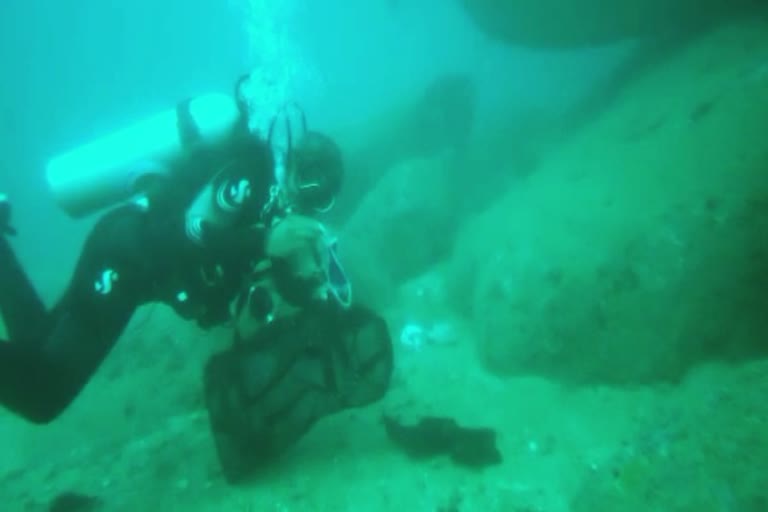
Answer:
[0, 206, 149, 424]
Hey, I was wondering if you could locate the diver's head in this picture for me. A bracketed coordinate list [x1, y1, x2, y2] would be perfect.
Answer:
[283, 131, 344, 214]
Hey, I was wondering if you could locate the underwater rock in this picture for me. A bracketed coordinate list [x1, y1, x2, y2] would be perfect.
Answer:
[454, 155, 768, 387]
[339, 154, 463, 307]
[331, 73, 475, 222]
[459, 0, 765, 48]
[448, 20, 768, 385]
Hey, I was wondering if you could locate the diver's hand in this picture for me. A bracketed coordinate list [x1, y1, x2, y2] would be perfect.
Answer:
[266, 214, 329, 302]
[266, 214, 325, 276]
[0, 194, 17, 236]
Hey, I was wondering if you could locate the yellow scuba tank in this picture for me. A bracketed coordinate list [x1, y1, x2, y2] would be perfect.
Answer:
[46, 93, 242, 218]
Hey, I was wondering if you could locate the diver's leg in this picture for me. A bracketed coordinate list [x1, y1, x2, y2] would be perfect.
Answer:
[0, 299, 135, 423]
[0, 206, 148, 423]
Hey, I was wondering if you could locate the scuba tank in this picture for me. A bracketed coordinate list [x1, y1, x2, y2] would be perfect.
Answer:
[46, 92, 244, 218]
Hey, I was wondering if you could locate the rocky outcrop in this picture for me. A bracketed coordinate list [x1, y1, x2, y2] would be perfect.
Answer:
[447, 20, 768, 385]
[339, 154, 463, 308]
[460, 0, 764, 48]
[331, 73, 475, 223]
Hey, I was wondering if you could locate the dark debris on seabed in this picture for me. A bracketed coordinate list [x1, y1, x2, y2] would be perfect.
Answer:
[46, 492, 103, 512]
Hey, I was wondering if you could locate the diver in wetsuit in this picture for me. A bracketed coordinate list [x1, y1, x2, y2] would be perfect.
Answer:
[0, 82, 350, 425]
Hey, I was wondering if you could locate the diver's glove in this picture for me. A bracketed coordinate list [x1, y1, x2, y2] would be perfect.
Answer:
[266, 214, 351, 308]
[0, 193, 17, 236]
[266, 214, 329, 304]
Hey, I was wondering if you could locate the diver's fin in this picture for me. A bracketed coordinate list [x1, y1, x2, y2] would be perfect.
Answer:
[0, 196, 50, 344]
[0, 194, 17, 236]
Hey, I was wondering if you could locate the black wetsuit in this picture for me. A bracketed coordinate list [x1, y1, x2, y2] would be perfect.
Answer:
[0, 135, 275, 424]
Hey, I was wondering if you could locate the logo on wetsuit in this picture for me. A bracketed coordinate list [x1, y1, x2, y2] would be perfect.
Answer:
[94, 269, 119, 295]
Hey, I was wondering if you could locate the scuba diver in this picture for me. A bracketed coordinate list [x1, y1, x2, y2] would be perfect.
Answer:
[0, 77, 392, 448]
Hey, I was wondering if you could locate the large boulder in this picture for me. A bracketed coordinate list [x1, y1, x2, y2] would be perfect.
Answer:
[339, 154, 463, 308]
[460, 0, 764, 48]
[448, 20, 768, 385]
[330, 73, 475, 223]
